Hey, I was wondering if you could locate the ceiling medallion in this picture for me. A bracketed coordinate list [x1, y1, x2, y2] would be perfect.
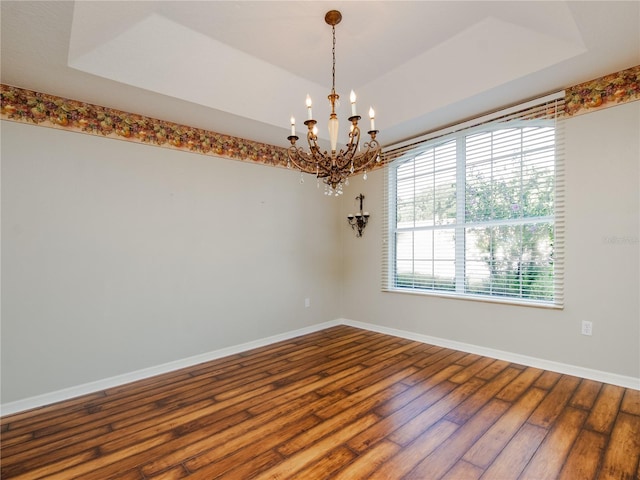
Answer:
[286, 10, 381, 196]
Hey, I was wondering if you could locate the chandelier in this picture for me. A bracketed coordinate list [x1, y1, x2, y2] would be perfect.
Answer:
[286, 10, 382, 196]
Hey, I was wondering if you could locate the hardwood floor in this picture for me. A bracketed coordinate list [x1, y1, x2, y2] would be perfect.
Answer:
[2, 325, 639, 479]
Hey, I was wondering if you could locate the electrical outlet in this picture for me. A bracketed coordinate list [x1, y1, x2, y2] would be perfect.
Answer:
[581, 320, 593, 336]
[304, 298, 311, 308]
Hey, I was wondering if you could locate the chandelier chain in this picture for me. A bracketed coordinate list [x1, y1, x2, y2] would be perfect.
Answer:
[331, 25, 336, 94]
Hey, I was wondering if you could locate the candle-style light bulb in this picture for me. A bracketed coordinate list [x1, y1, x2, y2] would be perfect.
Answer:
[350, 90, 357, 116]
[369, 107, 376, 131]
[290, 116, 295, 136]
[306, 95, 313, 120]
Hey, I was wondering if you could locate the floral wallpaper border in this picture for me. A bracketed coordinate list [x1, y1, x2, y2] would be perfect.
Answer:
[565, 65, 639, 116]
[0, 84, 290, 168]
[1, 65, 638, 170]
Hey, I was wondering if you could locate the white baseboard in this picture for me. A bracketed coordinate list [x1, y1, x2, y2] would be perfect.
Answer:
[3, 317, 638, 416]
[340, 318, 640, 391]
[0, 320, 341, 416]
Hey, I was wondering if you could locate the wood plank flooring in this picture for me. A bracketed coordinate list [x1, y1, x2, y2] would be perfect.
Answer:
[2, 325, 639, 479]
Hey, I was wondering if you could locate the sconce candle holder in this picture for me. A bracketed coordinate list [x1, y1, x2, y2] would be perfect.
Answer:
[347, 193, 370, 237]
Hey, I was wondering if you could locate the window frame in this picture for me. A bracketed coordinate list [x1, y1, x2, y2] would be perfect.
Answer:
[382, 95, 565, 308]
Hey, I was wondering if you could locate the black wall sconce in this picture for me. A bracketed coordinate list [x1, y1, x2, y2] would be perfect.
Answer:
[347, 193, 370, 237]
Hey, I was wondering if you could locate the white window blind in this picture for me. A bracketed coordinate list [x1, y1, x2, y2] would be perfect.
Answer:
[382, 94, 565, 307]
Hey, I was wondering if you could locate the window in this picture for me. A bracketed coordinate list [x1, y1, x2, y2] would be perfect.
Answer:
[383, 95, 564, 307]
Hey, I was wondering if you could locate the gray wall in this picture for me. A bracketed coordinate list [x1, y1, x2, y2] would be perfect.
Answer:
[1, 122, 342, 403]
[341, 101, 640, 380]
[2, 100, 638, 405]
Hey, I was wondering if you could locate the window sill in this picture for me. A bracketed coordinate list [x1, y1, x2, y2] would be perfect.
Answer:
[383, 287, 564, 310]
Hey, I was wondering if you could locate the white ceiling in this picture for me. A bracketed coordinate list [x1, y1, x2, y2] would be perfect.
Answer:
[2, 1, 639, 149]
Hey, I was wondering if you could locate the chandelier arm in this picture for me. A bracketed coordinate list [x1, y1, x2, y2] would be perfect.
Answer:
[340, 124, 361, 162]
[333, 151, 356, 171]
[361, 138, 379, 152]
[352, 141, 379, 171]
[306, 121, 319, 150]
[311, 149, 332, 173]
[288, 146, 322, 174]
[329, 127, 359, 171]
[362, 138, 381, 156]
[305, 121, 335, 172]
[349, 142, 381, 173]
